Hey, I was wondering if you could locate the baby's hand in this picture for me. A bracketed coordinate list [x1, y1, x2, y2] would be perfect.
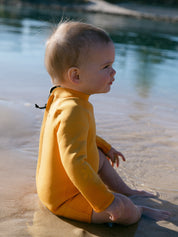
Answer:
[106, 147, 126, 167]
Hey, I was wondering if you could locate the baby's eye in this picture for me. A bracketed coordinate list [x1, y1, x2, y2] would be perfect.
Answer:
[103, 65, 110, 69]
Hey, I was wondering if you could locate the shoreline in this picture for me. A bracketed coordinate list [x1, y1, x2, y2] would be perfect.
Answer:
[0, 0, 178, 22]
[0, 102, 178, 236]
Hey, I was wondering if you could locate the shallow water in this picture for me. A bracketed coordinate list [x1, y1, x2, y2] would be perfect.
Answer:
[0, 5, 178, 236]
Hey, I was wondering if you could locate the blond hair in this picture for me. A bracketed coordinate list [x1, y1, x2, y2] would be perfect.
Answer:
[45, 21, 112, 84]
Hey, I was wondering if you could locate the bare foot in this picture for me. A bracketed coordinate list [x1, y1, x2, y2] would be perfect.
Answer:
[141, 206, 171, 221]
[129, 190, 157, 198]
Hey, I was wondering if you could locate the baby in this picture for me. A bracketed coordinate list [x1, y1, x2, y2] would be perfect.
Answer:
[36, 21, 171, 225]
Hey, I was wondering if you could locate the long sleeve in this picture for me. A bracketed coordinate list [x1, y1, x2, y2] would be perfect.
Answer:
[36, 87, 114, 215]
[58, 102, 114, 212]
[96, 135, 111, 154]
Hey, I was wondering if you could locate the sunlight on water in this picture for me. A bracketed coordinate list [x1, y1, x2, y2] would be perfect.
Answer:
[0, 5, 178, 194]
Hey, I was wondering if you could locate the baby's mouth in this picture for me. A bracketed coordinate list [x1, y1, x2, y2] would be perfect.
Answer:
[109, 78, 115, 85]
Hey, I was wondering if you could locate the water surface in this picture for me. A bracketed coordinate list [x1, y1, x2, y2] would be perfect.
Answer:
[0, 3, 178, 205]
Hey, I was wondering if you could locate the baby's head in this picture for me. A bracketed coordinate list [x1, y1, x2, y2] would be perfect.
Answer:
[45, 21, 113, 85]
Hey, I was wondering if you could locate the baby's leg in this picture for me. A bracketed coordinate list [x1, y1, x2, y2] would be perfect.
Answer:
[141, 206, 171, 221]
[91, 193, 171, 225]
[98, 149, 154, 197]
[92, 193, 142, 225]
[114, 193, 171, 221]
[92, 150, 171, 224]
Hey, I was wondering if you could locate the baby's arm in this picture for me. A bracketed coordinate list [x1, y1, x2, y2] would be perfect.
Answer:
[96, 135, 111, 154]
[59, 106, 114, 212]
[96, 135, 125, 167]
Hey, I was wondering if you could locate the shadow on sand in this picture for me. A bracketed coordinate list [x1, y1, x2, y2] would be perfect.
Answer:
[28, 195, 178, 237]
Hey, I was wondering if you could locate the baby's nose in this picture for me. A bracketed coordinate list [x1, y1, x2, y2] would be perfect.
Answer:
[111, 68, 116, 76]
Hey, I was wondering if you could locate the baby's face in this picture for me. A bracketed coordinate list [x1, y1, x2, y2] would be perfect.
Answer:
[78, 42, 116, 95]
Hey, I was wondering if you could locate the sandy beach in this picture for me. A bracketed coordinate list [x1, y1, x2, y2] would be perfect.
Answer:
[0, 1, 178, 236]
[0, 95, 178, 236]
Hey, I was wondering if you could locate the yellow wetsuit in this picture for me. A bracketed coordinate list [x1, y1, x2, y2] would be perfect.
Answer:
[36, 87, 114, 223]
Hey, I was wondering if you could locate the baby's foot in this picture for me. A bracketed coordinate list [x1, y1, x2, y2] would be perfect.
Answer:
[129, 189, 157, 198]
[142, 206, 171, 221]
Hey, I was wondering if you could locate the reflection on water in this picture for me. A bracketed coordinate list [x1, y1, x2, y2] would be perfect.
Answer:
[0, 4, 178, 122]
[0, 4, 178, 114]
[0, 3, 178, 175]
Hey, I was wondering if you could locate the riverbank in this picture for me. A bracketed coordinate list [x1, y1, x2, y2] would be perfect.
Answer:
[0, 0, 178, 22]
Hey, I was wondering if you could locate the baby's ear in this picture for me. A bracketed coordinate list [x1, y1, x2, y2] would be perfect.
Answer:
[67, 67, 80, 84]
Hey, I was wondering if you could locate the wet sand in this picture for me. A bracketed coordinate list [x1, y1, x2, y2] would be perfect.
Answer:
[0, 96, 178, 237]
